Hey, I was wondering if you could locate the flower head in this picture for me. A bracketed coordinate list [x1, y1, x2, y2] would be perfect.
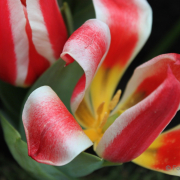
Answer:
[22, 0, 180, 176]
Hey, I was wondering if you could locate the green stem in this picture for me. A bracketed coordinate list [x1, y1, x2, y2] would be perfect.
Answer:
[61, 2, 74, 36]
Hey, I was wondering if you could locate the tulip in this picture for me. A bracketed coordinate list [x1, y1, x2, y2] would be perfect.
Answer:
[0, 0, 67, 87]
[22, 0, 180, 176]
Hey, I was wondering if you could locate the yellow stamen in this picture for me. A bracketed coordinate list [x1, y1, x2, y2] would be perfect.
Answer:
[96, 102, 105, 126]
[84, 90, 123, 149]
[99, 112, 108, 129]
[118, 109, 125, 115]
[97, 102, 105, 115]
[109, 90, 121, 111]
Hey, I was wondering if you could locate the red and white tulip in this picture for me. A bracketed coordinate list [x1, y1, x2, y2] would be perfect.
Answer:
[0, 0, 67, 87]
[22, 0, 180, 176]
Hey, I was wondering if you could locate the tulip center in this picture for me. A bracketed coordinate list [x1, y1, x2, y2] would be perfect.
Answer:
[84, 90, 122, 150]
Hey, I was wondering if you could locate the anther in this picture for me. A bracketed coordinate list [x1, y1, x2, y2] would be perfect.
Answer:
[99, 112, 108, 129]
[96, 102, 105, 126]
[109, 90, 122, 111]
[97, 102, 105, 115]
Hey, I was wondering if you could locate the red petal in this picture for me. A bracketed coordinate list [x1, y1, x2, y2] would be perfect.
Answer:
[96, 68, 180, 163]
[0, 0, 29, 86]
[133, 125, 180, 176]
[24, 0, 67, 85]
[93, 0, 152, 68]
[22, 86, 92, 166]
[23, 7, 50, 86]
[26, 0, 67, 61]
[61, 19, 111, 113]
[117, 53, 180, 110]
[90, 0, 152, 116]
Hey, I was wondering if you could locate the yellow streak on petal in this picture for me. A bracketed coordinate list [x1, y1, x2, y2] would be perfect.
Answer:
[84, 129, 100, 142]
[75, 99, 96, 129]
[133, 125, 180, 176]
[133, 134, 163, 168]
[115, 92, 145, 112]
[90, 66, 124, 117]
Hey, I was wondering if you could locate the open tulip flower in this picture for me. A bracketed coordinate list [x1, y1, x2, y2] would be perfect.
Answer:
[0, 0, 67, 87]
[22, 0, 180, 176]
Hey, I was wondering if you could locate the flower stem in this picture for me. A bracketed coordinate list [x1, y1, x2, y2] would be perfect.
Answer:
[61, 2, 74, 36]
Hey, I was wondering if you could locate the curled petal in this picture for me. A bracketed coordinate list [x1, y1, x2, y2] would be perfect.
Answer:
[116, 53, 180, 111]
[133, 125, 180, 176]
[90, 0, 152, 115]
[96, 69, 180, 163]
[22, 86, 92, 166]
[61, 19, 111, 114]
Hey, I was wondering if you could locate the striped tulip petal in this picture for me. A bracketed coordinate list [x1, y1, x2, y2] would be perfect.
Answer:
[133, 125, 180, 176]
[116, 53, 180, 111]
[22, 86, 92, 166]
[0, 0, 67, 87]
[61, 19, 111, 127]
[90, 0, 152, 116]
[26, 0, 67, 63]
[0, 0, 29, 86]
[96, 67, 180, 163]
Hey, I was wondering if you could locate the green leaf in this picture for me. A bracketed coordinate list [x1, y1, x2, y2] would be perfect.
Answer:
[68, 0, 95, 30]
[62, 0, 73, 7]
[61, 0, 95, 31]
[0, 113, 71, 180]
[58, 152, 103, 177]
[61, 2, 74, 36]
[102, 161, 122, 167]
[0, 80, 29, 128]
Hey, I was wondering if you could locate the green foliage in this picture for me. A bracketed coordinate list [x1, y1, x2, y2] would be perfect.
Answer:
[58, 153, 103, 177]
[62, 0, 95, 30]
[72, 0, 95, 30]
[0, 80, 29, 128]
[61, 2, 74, 36]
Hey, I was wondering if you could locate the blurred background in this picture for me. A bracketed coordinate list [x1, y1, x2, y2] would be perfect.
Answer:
[1, 0, 180, 179]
